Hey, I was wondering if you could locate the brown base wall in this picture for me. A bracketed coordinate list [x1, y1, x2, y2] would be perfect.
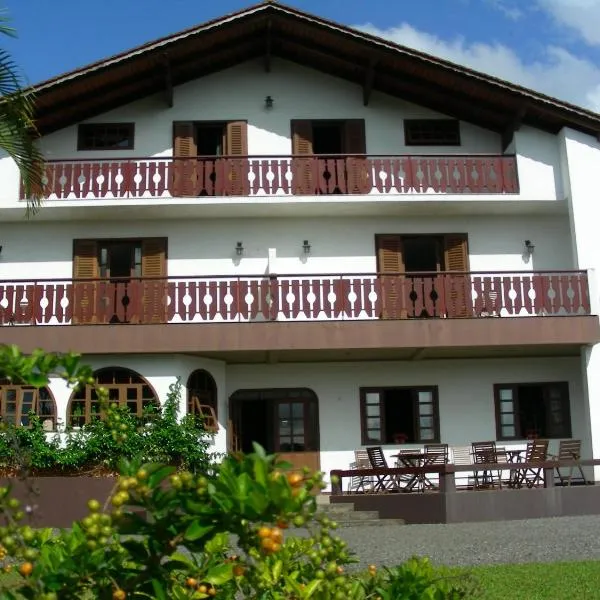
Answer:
[0, 477, 116, 528]
[332, 486, 600, 524]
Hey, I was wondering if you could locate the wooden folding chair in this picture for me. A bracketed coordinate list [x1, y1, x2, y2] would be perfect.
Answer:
[347, 449, 375, 493]
[513, 438, 549, 488]
[472, 441, 502, 489]
[450, 445, 474, 489]
[366, 446, 399, 492]
[423, 444, 449, 489]
[551, 439, 588, 486]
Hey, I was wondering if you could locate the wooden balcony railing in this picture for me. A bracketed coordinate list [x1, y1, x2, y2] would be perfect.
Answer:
[22, 154, 520, 201]
[0, 271, 589, 326]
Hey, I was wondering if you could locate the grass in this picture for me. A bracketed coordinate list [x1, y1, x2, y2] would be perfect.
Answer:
[1, 560, 600, 598]
[470, 561, 600, 599]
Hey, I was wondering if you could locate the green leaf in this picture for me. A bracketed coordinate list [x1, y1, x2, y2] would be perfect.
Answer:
[151, 578, 168, 600]
[205, 562, 234, 586]
[253, 454, 268, 487]
[204, 532, 230, 554]
[148, 464, 176, 487]
[303, 579, 323, 598]
[272, 559, 283, 581]
[184, 520, 215, 541]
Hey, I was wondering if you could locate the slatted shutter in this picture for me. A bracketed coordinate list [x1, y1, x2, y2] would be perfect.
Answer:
[73, 240, 98, 324]
[141, 238, 168, 323]
[172, 122, 197, 197]
[344, 119, 369, 194]
[376, 235, 404, 319]
[443, 234, 471, 317]
[291, 120, 314, 194]
[226, 121, 249, 196]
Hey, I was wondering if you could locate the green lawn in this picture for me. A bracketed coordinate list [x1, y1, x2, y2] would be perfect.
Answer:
[1, 561, 600, 598]
[470, 561, 600, 600]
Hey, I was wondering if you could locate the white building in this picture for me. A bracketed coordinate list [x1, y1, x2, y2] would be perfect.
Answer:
[1, 1, 600, 485]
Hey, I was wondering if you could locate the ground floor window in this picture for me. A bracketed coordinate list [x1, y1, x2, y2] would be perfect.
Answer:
[360, 387, 439, 444]
[67, 367, 159, 427]
[0, 382, 56, 429]
[494, 382, 571, 440]
[187, 369, 218, 432]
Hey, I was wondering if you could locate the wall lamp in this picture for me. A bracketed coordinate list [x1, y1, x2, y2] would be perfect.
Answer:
[235, 241, 245, 256]
[524, 240, 535, 256]
[302, 240, 311, 255]
[265, 95, 274, 110]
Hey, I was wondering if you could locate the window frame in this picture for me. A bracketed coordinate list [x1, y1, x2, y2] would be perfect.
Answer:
[359, 386, 440, 445]
[0, 384, 56, 429]
[493, 382, 572, 441]
[77, 123, 135, 151]
[404, 119, 461, 146]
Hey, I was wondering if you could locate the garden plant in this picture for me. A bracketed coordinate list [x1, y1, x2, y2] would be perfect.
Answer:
[0, 345, 477, 599]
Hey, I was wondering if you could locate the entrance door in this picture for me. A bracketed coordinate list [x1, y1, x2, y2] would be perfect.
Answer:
[228, 389, 320, 474]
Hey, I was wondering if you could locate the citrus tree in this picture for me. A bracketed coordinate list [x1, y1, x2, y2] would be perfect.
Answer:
[0, 7, 43, 214]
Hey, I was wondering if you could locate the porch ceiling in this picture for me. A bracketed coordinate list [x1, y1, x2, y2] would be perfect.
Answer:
[3, 316, 598, 362]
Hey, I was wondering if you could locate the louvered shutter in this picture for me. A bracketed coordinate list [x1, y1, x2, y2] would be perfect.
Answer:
[226, 121, 249, 196]
[141, 238, 168, 323]
[291, 120, 314, 195]
[443, 234, 471, 318]
[72, 240, 98, 324]
[376, 235, 405, 319]
[344, 119, 370, 194]
[172, 122, 197, 197]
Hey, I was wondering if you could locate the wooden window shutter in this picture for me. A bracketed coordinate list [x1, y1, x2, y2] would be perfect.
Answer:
[141, 238, 168, 323]
[225, 121, 249, 196]
[344, 119, 369, 193]
[225, 121, 248, 156]
[344, 119, 366, 154]
[72, 240, 98, 325]
[172, 122, 197, 197]
[291, 120, 314, 194]
[73, 240, 98, 279]
[443, 234, 471, 317]
[376, 235, 405, 319]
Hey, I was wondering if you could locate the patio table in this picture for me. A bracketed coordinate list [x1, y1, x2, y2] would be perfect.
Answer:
[392, 452, 437, 492]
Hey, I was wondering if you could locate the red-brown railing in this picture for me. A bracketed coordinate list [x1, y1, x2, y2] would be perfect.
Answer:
[0, 271, 589, 326]
[22, 154, 520, 200]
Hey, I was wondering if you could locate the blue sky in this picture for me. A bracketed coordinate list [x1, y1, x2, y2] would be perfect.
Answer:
[3, 0, 600, 111]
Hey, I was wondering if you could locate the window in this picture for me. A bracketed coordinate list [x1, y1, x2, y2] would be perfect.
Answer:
[360, 387, 439, 445]
[0, 382, 56, 429]
[78, 123, 135, 150]
[187, 369, 218, 432]
[291, 119, 366, 155]
[404, 119, 460, 146]
[494, 382, 571, 440]
[68, 367, 159, 427]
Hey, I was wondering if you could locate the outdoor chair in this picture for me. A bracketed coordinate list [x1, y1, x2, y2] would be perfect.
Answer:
[450, 445, 474, 489]
[512, 438, 549, 488]
[423, 444, 449, 489]
[471, 441, 502, 489]
[347, 449, 375, 493]
[394, 448, 426, 491]
[550, 439, 588, 486]
[366, 446, 399, 492]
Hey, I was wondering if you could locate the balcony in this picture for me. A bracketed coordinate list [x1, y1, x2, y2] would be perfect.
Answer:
[0, 271, 589, 327]
[23, 155, 520, 201]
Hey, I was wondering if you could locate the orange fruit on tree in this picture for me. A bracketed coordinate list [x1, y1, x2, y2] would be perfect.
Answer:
[18, 562, 33, 577]
[185, 577, 198, 588]
[233, 565, 246, 577]
[112, 590, 126, 600]
[261, 537, 275, 551]
[257, 526, 272, 539]
[287, 473, 303, 486]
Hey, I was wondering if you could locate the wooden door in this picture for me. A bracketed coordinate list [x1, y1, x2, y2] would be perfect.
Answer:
[274, 398, 320, 474]
[172, 122, 197, 197]
[225, 121, 249, 196]
[141, 238, 168, 324]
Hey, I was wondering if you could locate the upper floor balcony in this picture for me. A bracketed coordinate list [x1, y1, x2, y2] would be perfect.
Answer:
[21, 154, 519, 201]
[0, 270, 589, 326]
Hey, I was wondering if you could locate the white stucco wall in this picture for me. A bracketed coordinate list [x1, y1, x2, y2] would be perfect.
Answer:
[560, 127, 600, 475]
[0, 213, 574, 282]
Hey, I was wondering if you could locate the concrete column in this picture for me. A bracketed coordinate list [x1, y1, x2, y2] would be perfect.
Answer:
[559, 127, 600, 479]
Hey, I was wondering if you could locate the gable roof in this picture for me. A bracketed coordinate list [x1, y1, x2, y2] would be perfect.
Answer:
[30, 0, 600, 139]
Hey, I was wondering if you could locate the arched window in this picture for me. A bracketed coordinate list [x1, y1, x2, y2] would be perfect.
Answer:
[187, 369, 218, 432]
[68, 367, 159, 427]
[0, 380, 57, 429]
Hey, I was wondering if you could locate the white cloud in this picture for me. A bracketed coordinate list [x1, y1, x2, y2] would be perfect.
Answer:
[356, 22, 600, 112]
[485, 0, 524, 20]
[537, 0, 600, 46]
